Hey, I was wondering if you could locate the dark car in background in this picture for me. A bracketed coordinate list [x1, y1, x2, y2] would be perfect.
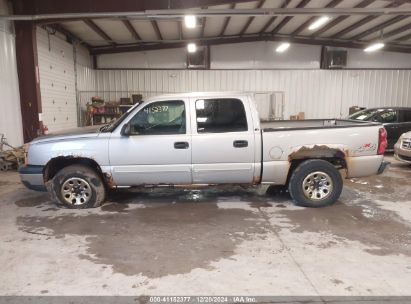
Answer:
[348, 107, 411, 150]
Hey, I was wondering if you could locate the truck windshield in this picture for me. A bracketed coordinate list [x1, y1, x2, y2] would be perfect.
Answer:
[348, 109, 381, 121]
[100, 103, 142, 132]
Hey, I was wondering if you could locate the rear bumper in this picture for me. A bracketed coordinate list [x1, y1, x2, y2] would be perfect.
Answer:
[19, 165, 46, 192]
[346, 155, 385, 178]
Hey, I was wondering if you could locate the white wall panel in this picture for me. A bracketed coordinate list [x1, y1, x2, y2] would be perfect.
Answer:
[97, 41, 411, 70]
[211, 42, 321, 69]
[37, 27, 77, 132]
[346, 49, 411, 69]
[89, 69, 411, 120]
[76, 64, 95, 91]
[98, 48, 187, 69]
[75, 43, 95, 91]
[0, 19, 24, 147]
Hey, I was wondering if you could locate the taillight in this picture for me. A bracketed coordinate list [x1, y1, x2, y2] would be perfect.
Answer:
[378, 127, 387, 155]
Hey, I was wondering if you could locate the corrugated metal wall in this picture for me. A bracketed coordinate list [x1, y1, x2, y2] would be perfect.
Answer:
[36, 27, 77, 132]
[0, 20, 23, 147]
[87, 69, 411, 119]
[75, 44, 95, 92]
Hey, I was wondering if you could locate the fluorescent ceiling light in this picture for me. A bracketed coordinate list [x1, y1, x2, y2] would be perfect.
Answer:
[364, 42, 385, 52]
[308, 16, 330, 30]
[184, 15, 196, 28]
[187, 43, 197, 53]
[276, 42, 290, 53]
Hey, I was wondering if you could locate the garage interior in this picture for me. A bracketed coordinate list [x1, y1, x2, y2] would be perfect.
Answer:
[1, 0, 411, 299]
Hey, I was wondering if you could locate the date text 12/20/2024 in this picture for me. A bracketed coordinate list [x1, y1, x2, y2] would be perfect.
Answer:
[149, 296, 257, 303]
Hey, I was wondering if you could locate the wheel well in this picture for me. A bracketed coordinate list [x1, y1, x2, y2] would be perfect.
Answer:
[286, 156, 347, 186]
[44, 157, 105, 183]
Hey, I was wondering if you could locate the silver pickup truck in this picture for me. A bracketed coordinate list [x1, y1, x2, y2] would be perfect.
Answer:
[19, 92, 389, 209]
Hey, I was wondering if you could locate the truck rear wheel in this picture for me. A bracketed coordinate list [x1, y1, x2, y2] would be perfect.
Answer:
[288, 159, 342, 208]
[47, 164, 106, 209]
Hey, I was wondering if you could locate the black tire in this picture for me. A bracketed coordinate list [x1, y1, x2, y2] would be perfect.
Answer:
[46, 164, 106, 209]
[288, 159, 343, 208]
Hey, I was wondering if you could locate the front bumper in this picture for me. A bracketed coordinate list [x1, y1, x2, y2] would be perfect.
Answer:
[19, 165, 46, 192]
[394, 138, 411, 164]
[395, 153, 411, 164]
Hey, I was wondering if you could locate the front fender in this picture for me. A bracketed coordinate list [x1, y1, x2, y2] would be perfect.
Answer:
[28, 137, 110, 167]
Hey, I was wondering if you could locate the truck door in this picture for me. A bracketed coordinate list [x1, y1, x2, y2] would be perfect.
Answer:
[109, 99, 192, 186]
[190, 97, 255, 184]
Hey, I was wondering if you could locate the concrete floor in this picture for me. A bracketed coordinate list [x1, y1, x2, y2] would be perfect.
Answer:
[1, 155, 411, 296]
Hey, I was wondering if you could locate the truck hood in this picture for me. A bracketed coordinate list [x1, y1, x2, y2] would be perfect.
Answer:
[401, 131, 411, 139]
[31, 125, 103, 144]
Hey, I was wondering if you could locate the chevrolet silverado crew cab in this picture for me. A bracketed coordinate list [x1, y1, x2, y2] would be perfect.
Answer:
[20, 92, 389, 209]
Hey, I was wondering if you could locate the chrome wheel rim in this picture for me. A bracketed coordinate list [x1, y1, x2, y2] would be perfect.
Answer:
[61, 177, 92, 206]
[302, 171, 333, 201]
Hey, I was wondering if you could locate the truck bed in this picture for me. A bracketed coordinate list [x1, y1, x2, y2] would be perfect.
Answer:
[261, 119, 378, 131]
[259, 118, 384, 184]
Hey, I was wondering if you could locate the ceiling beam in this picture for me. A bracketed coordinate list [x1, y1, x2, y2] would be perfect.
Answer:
[239, 0, 265, 36]
[151, 20, 163, 40]
[6, 6, 411, 22]
[350, 15, 408, 40]
[89, 33, 411, 55]
[11, 0, 254, 15]
[330, 1, 404, 39]
[330, 15, 379, 39]
[309, 0, 375, 38]
[290, 0, 342, 36]
[199, 6, 208, 38]
[219, 3, 235, 36]
[393, 32, 411, 41]
[178, 20, 184, 40]
[383, 22, 411, 40]
[258, 0, 292, 34]
[47, 24, 92, 49]
[84, 19, 115, 45]
[271, 0, 310, 35]
[122, 20, 141, 40]
[200, 17, 207, 38]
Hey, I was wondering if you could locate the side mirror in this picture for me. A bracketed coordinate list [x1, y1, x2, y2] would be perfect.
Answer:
[120, 123, 131, 136]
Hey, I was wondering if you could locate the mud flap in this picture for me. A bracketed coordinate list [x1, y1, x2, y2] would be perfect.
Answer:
[377, 161, 390, 175]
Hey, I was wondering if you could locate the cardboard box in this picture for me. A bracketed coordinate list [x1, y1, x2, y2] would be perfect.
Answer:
[290, 112, 305, 120]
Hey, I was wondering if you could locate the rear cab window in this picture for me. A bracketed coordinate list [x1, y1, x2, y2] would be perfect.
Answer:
[195, 98, 248, 133]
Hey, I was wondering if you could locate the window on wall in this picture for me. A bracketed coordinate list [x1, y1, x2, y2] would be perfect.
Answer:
[129, 100, 186, 135]
[195, 98, 248, 133]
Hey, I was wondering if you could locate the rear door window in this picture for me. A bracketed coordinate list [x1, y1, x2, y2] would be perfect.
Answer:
[195, 98, 248, 133]
[373, 110, 398, 123]
[399, 110, 411, 122]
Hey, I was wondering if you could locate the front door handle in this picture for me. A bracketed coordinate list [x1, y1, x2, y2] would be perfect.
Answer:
[233, 140, 248, 148]
[174, 141, 189, 149]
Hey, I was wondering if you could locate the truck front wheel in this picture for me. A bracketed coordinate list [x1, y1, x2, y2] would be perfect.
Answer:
[47, 164, 106, 209]
[288, 159, 343, 208]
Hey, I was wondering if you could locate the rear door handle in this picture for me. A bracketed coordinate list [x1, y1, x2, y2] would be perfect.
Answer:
[174, 142, 189, 149]
[233, 140, 248, 148]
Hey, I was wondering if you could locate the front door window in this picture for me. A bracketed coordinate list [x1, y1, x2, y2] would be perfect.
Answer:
[129, 100, 186, 135]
